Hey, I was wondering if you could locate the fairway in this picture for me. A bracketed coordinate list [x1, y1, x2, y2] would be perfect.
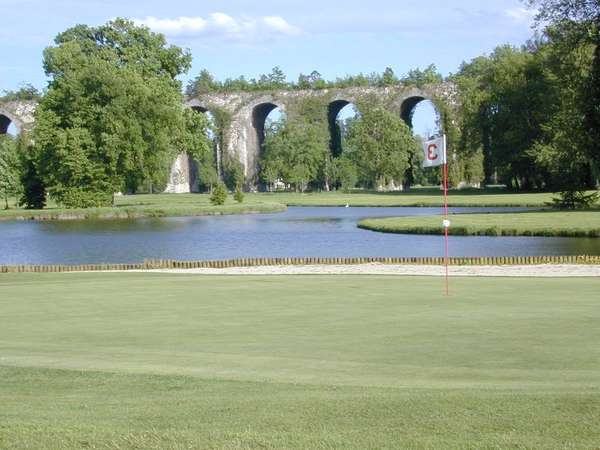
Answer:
[1, 273, 600, 449]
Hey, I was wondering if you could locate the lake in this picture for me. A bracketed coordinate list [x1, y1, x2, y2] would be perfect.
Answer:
[1, 207, 599, 265]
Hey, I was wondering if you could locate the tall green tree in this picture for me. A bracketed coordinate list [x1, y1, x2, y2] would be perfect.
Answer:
[261, 118, 329, 192]
[345, 107, 417, 189]
[177, 108, 214, 191]
[186, 69, 220, 96]
[526, 27, 596, 190]
[402, 64, 443, 87]
[33, 18, 192, 207]
[528, 0, 600, 182]
[0, 135, 22, 209]
[453, 44, 559, 189]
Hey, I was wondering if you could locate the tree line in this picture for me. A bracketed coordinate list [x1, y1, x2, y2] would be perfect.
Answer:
[185, 65, 443, 97]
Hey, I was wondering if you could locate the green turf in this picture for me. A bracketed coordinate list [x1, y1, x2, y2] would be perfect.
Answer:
[1, 273, 599, 448]
[0, 194, 286, 221]
[245, 189, 561, 207]
[358, 210, 600, 237]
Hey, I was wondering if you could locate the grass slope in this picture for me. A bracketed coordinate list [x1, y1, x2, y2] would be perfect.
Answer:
[359, 210, 600, 237]
[1, 273, 599, 449]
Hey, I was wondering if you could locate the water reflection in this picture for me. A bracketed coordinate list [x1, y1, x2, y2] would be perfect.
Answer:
[0, 207, 599, 265]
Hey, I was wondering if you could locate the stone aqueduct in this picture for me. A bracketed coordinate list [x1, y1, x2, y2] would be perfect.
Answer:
[0, 83, 457, 192]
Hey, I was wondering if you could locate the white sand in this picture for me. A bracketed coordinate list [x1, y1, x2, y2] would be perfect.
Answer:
[125, 263, 600, 277]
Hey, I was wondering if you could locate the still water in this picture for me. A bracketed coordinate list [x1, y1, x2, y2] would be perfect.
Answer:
[1, 207, 599, 265]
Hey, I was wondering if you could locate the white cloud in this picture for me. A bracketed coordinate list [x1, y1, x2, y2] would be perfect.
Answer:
[504, 7, 537, 23]
[135, 13, 303, 43]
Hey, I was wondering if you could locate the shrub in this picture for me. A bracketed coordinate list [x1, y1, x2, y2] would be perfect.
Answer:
[210, 182, 227, 205]
[549, 190, 599, 210]
[233, 187, 244, 203]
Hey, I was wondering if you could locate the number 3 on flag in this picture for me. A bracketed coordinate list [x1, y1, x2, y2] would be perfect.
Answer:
[422, 136, 447, 168]
[427, 144, 439, 161]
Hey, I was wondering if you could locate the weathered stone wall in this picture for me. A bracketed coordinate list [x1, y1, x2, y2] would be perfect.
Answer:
[165, 152, 199, 193]
[2, 83, 458, 192]
[0, 100, 37, 134]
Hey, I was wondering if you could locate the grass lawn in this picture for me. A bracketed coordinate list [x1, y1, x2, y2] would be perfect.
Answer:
[1, 273, 599, 449]
[246, 189, 562, 207]
[2, 189, 587, 222]
[359, 210, 600, 237]
[0, 194, 285, 221]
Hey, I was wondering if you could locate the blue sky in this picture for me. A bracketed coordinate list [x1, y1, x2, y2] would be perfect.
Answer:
[1, 0, 537, 92]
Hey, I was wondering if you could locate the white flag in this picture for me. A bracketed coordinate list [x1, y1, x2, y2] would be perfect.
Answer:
[422, 135, 447, 168]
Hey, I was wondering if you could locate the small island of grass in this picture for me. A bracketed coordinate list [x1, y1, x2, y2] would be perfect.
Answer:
[358, 210, 600, 238]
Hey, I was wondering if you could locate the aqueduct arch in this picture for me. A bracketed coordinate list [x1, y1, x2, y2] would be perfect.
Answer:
[3, 84, 457, 192]
[187, 83, 457, 189]
[328, 99, 359, 157]
[0, 109, 24, 136]
[0, 101, 35, 136]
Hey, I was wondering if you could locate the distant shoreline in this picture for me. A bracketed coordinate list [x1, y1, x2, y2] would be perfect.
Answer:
[0, 203, 287, 222]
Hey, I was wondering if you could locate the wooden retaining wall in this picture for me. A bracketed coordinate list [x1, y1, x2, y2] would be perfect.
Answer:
[1, 255, 600, 273]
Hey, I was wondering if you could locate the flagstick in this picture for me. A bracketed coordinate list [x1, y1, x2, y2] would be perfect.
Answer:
[443, 161, 450, 296]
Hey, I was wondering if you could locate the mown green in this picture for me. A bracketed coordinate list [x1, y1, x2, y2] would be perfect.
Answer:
[358, 210, 600, 237]
[1, 273, 599, 449]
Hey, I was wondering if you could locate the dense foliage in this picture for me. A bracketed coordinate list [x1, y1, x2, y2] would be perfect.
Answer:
[451, 0, 600, 192]
[0, 84, 42, 102]
[0, 136, 22, 208]
[344, 107, 417, 189]
[261, 118, 329, 192]
[186, 65, 443, 96]
[210, 181, 227, 205]
[259, 103, 417, 191]
[30, 19, 207, 207]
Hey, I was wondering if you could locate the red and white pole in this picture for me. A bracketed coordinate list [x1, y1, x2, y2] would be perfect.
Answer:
[442, 135, 450, 296]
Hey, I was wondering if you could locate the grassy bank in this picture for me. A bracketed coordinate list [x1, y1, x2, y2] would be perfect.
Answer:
[0, 194, 286, 221]
[246, 189, 562, 207]
[2, 189, 597, 222]
[1, 273, 600, 449]
[359, 210, 600, 237]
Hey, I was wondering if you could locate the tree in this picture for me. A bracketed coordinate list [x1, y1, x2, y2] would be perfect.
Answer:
[381, 67, 398, 86]
[453, 44, 559, 189]
[186, 69, 220, 96]
[268, 66, 287, 87]
[233, 187, 245, 203]
[402, 64, 443, 87]
[345, 107, 417, 189]
[527, 0, 600, 182]
[261, 118, 329, 192]
[223, 158, 245, 190]
[329, 157, 358, 191]
[210, 181, 227, 205]
[526, 28, 596, 190]
[17, 133, 46, 209]
[0, 136, 22, 209]
[33, 18, 192, 207]
[0, 84, 42, 102]
[178, 107, 213, 190]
